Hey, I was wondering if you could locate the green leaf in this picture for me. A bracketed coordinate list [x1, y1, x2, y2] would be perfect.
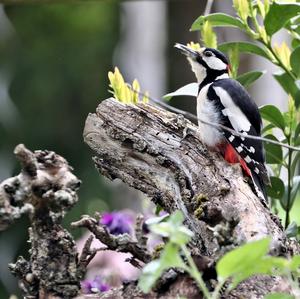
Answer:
[149, 211, 193, 246]
[138, 260, 162, 293]
[138, 243, 186, 293]
[191, 13, 245, 31]
[163, 83, 198, 100]
[291, 38, 300, 50]
[266, 176, 285, 199]
[261, 123, 275, 135]
[217, 238, 271, 285]
[260, 105, 285, 130]
[291, 152, 300, 175]
[170, 226, 194, 246]
[169, 210, 185, 227]
[145, 213, 169, 226]
[218, 42, 270, 60]
[290, 46, 300, 77]
[289, 255, 300, 271]
[264, 293, 295, 299]
[294, 122, 300, 142]
[264, 134, 283, 164]
[236, 71, 265, 88]
[281, 176, 300, 211]
[273, 71, 300, 107]
[160, 243, 186, 269]
[265, 2, 300, 35]
[285, 221, 298, 238]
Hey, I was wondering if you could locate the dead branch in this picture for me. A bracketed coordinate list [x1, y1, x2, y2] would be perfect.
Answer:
[71, 214, 152, 264]
[82, 98, 299, 298]
[0, 144, 86, 298]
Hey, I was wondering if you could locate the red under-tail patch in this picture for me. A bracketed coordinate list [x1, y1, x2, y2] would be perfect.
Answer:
[218, 143, 251, 177]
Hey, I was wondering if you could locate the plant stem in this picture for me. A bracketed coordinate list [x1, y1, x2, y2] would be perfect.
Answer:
[211, 280, 225, 299]
[285, 147, 293, 229]
[181, 245, 211, 299]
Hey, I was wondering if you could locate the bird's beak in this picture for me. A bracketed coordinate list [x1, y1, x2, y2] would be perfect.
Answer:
[174, 43, 201, 60]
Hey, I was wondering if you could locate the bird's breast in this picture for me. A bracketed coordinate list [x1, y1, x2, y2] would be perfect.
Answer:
[197, 84, 224, 147]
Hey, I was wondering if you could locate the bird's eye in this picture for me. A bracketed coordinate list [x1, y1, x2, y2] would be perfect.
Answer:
[204, 51, 213, 57]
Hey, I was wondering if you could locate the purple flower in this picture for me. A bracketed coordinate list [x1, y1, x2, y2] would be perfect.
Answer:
[81, 276, 110, 294]
[100, 211, 133, 235]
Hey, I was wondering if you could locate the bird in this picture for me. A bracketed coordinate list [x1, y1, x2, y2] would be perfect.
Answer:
[175, 43, 269, 205]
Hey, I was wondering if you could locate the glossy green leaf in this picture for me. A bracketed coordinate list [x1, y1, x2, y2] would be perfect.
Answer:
[291, 38, 300, 50]
[265, 2, 300, 35]
[274, 72, 300, 107]
[285, 221, 298, 238]
[264, 134, 283, 164]
[280, 176, 300, 211]
[266, 176, 285, 199]
[236, 71, 265, 88]
[163, 83, 198, 100]
[260, 105, 285, 130]
[191, 13, 245, 31]
[217, 238, 271, 285]
[218, 42, 270, 60]
[290, 46, 300, 77]
[261, 123, 275, 135]
[264, 293, 295, 299]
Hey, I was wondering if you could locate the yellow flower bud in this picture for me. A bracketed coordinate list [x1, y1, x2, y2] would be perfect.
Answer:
[132, 79, 140, 103]
[201, 21, 217, 49]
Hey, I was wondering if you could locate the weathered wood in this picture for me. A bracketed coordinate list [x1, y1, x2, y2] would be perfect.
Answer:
[82, 98, 297, 299]
[0, 144, 84, 298]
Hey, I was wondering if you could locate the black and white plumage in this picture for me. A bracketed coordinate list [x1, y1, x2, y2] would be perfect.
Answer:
[175, 43, 269, 204]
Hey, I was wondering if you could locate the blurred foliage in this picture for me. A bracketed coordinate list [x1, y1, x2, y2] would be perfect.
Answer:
[0, 3, 119, 297]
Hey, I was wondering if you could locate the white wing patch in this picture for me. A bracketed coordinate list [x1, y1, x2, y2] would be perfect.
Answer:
[213, 86, 252, 133]
[228, 135, 235, 142]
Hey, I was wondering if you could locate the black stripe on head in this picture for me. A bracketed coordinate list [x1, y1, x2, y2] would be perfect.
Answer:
[204, 48, 229, 65]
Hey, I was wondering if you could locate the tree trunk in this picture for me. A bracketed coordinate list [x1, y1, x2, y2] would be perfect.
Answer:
[82, 98, 299, 299]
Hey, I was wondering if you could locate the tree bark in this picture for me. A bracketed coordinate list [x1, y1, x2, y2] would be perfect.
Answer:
[82, 98, 299, 299]
[0, 144, 90, 298]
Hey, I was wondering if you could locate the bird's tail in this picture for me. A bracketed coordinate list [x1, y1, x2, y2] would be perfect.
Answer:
[250, 171, 269, 207]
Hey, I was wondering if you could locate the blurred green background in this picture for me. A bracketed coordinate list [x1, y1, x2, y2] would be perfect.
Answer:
[0, 1, 202, 297]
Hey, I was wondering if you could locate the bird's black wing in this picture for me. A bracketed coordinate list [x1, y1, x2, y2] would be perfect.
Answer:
[207, 79, 269, 186]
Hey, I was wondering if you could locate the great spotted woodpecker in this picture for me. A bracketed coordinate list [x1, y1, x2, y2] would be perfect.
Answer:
[175, 43, 269, 204]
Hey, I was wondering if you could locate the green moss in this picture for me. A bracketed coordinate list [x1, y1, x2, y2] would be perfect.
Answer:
[152, 243, 165, 259]
[195, 193, 208, 204]
[194, 207, 203, 219]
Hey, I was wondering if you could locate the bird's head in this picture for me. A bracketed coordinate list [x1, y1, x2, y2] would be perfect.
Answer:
[175, 43, 229, 84]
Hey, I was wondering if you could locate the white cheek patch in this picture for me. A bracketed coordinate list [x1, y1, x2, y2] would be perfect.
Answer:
[203, 56, 227, 70]
[213, 86, 252, 133]
[188, 58, 207, 83]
